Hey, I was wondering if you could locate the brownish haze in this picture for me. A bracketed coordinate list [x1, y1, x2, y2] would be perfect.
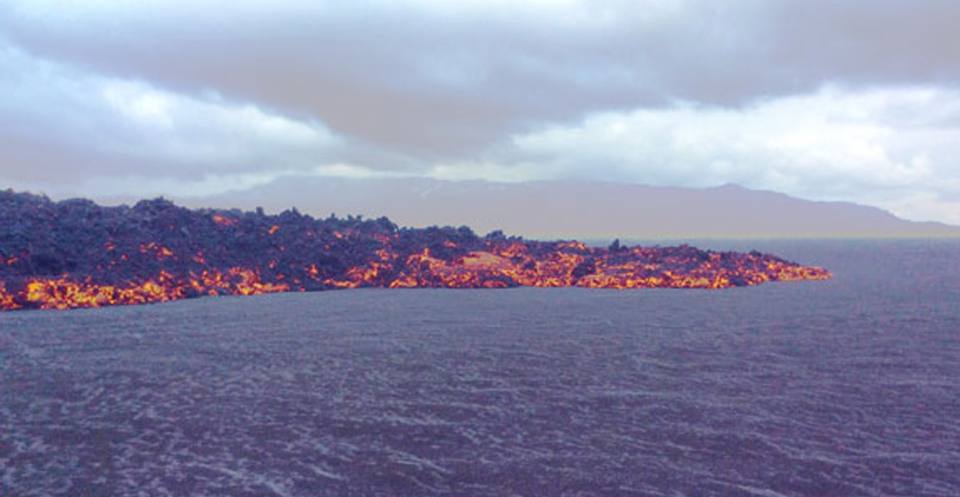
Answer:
[176, 179, 960, 239]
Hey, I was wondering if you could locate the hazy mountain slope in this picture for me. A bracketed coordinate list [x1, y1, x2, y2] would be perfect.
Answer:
[178, 178, 960, 239]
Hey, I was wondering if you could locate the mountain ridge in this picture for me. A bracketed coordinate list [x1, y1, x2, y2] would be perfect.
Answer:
[154, 177, 960, 239]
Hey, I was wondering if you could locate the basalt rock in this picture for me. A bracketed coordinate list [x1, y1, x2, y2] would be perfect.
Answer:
[0, 189, 831, 311]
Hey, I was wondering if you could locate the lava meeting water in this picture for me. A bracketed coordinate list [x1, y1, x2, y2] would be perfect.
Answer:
[1, 240, 958, 496]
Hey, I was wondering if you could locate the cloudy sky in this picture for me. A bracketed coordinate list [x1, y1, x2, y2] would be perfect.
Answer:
[1, 0, 959, 223]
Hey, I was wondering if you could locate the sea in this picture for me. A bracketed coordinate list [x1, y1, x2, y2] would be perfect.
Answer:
[1, 240, 958, 497]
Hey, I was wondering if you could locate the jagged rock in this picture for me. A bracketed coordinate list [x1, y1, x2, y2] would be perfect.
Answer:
[0, 190, 831, 311]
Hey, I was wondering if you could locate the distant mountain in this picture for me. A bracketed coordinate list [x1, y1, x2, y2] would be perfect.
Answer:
[176, 177, 960, 239]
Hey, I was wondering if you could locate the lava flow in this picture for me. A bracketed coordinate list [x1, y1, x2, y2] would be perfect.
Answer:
[0, 190, 830, 311]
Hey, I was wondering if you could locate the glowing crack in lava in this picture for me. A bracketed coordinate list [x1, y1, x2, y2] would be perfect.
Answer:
[0, 191, 830, 311]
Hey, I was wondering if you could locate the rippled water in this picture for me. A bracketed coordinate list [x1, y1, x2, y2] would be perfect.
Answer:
[2, 240, 958, 497]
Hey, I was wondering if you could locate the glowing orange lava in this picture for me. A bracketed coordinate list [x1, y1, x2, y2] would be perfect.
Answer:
[4, 268, 293, 310]
[0, 191, 831, 312]
[0, 239, 831, 311]
[211, 214, 237, 227]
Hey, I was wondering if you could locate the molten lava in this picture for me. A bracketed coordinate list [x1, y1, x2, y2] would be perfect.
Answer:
[0, 191, 831, 311]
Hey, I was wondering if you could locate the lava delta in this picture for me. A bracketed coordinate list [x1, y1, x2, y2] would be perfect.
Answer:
[0, 190, 830, 311]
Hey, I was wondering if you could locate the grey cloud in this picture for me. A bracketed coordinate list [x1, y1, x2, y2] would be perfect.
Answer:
[489, 86, 960, 223]
[2, 1, 960, 224]
[0, 42, 359, 194]
[4, 1, 958, 158]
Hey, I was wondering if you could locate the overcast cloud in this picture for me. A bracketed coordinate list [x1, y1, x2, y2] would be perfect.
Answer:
[1, 0, 959, 223]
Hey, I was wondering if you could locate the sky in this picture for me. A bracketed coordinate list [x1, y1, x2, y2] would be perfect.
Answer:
[1, 0, 959, 224]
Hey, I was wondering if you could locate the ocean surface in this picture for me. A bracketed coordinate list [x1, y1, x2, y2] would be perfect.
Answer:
[1, 240, 958, 497]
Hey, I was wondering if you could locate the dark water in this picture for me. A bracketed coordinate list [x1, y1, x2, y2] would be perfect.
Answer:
[1, 240, 958, 497]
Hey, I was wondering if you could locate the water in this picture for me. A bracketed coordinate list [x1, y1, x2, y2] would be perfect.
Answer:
[1, 240, 958, 496]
